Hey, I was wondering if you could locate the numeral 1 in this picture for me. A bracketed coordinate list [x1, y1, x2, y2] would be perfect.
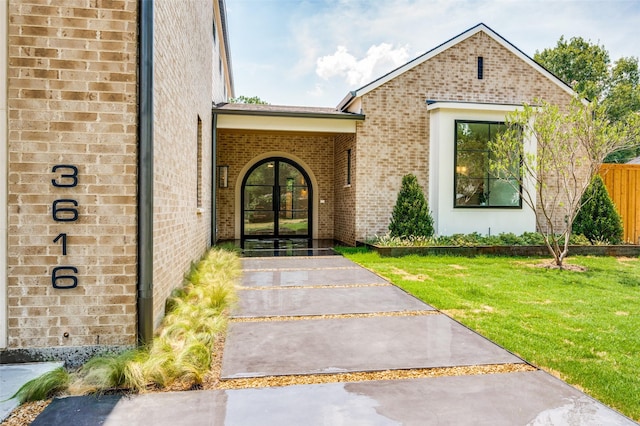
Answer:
[53, 233, 68, 255]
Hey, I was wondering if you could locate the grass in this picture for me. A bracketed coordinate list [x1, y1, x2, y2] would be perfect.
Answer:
[10, 368, 71, 403]
[13, 247, 240, 403]
[337, 247, 640, 421]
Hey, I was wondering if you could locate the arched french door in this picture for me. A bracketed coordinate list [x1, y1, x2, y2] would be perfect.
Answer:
[241, 158, 312, 240]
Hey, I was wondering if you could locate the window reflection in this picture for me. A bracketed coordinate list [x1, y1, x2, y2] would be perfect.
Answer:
[454, 121, 521, 208]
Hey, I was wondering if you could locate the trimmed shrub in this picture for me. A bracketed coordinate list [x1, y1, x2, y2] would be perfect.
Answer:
[573, 175, 624, 244]
[389, 174, 434, 238]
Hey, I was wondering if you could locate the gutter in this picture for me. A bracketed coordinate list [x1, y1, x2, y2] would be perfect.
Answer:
[213, 107, 365, 121]
[218, 0, 234, 98]
[211, 112, 217, 245]
[137, 0, 154, 346]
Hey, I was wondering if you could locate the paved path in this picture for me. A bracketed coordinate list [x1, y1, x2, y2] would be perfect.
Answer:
[0, 361, 63, 422]
[30, 255, 637, 425]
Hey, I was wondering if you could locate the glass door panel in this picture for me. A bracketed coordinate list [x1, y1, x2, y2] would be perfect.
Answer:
[277, 163, 308, 236]
[242, 159, 310, 239]
[244, 161, 276, 236]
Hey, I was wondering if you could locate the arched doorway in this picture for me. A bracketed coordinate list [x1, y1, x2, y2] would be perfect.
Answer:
[241, 158, 312, 240]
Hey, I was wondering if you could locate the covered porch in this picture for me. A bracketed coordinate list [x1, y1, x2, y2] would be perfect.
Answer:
[213, 104, 364, 246]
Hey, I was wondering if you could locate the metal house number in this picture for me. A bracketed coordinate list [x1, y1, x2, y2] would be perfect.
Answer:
[51, 165, 79, 289]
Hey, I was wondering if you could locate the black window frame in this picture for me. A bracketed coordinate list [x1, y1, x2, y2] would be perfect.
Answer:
[453, 120, 522, 209]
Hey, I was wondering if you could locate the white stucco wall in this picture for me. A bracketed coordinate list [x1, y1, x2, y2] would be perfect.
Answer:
[428, 103, 536, 236]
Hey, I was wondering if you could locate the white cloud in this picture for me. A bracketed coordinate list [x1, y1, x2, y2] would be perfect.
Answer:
[316, 43, 411, 87]
[306, 83, 325, 98]
[229, 0, 640, 106]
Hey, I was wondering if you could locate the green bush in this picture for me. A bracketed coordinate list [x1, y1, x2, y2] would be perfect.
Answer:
[573, 175, 624, 244]
[389, 174, 434, 238]
[371, 231, 592, 247]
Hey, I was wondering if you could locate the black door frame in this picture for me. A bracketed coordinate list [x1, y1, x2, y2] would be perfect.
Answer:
[241, 157, 313, 240]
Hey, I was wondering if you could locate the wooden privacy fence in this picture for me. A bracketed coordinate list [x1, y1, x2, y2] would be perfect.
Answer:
[599, 164, 640, 244]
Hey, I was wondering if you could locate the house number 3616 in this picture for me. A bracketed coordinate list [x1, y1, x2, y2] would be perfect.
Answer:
[51, 165, 79, 289]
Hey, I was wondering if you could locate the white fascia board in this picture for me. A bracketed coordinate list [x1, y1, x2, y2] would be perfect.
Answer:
[216, 115, 358, 133]
[427, 101, 526, 113]
[341, 23, 577, 110]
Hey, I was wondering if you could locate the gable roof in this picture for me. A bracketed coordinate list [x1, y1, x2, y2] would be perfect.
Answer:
[337, 23, 577, 111]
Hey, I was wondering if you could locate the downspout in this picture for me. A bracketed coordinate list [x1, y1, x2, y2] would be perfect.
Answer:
[137, 0, 154, 346]
[211, 111, 217, 245]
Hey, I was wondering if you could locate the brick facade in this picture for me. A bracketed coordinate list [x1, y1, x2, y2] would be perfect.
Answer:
[3, 11, 586, 360]
[151, 0, 218, 328]
[334, 133, 356, 245]
[216, 130, 335, 240]
[213, 30, 578, 245]
[3, 0, 231, 361]
[6, 0, 139, 350]
[353, 31, 575, 240]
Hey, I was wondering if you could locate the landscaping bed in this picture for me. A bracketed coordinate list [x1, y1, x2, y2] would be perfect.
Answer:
[364, 243, 640, 258]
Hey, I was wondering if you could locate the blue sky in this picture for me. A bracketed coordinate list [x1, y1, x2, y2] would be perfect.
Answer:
[225, 0, 640, 107]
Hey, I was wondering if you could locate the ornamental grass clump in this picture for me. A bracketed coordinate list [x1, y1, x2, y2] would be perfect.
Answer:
[11, 367, 71, 404]
[13, 247, 240, 402]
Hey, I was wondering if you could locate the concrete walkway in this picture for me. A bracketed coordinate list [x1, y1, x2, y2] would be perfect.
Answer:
[29, 255, 638, 425]
[0, 361, 63, 422]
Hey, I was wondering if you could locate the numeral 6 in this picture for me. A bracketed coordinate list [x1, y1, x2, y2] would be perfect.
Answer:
[52, 266, 78, 289]
[52, 199, 79, 222]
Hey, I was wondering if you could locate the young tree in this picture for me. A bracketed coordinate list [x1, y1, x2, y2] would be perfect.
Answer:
[573, 175, 623, 244]
[534, 36, 610, 101]
[603, 58, 640, 162]
[389, 174, 434, 239]
[489, 97, 639, 268]
[229, 95, 269, 105]
[535, 37, 640, 162]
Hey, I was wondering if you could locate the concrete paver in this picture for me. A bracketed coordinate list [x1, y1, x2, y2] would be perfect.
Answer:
[32, 371, 637, 425]
[242, 256, 358, 270]
[31, 392, 224, 426]
[217, 370, 637, 425]
[241, 267, 387, 287]
[233, 285, 433, 318]
[221, 314, 524, 378]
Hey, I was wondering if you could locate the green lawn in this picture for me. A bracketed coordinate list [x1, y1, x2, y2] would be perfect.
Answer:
[337, 248, 640, 421]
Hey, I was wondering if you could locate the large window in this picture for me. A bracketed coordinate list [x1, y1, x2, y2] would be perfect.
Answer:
[454, 120, 521, 208]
